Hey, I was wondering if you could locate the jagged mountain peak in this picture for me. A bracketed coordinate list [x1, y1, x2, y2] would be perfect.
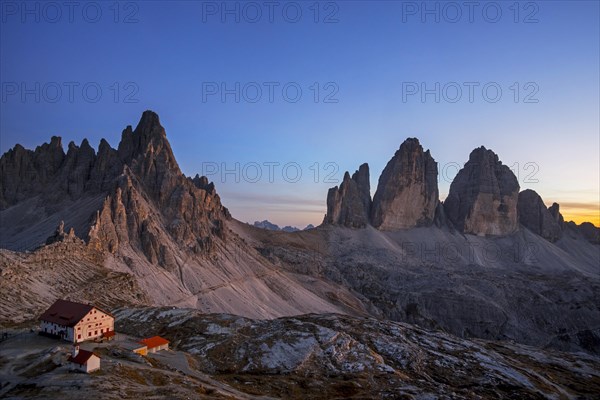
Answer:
[444, 146, 519, 235]
[351, 162, 369, 181]
[323, 162, 371, 228]
[117, 110, 177, 170]
[0, 111, 228, 260]
[468, 145, 502, 165]
[371, 137, 439, 230]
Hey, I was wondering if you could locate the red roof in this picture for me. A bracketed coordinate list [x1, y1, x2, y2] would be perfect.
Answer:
[68, 349, 99, 365]
[38, 299, 113, 327]
[39, 300, 93, 327]
[139, 336, 169, 349]
[102, 331, 116, 338]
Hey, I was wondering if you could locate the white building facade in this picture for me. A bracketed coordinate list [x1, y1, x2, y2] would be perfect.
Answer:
[71, 308, 114, 342]
[39, 299, 114, 343]
[69, 347, 101, 373]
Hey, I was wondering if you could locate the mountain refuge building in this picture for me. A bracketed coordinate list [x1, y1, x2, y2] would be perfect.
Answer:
[38, 299, 114, 343]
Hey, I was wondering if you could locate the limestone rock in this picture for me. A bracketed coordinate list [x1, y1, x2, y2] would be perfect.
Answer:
[565, 221, 600, 245]
[371, 138, 438, 230]
[323, 163, 371, 228]
[191, 174, 215, 194]
[548, 203, 565, 226]
[434, 202, 448, 228]
[0, 136, 65, 208]
[88, 138, 122, 192]
[45, 221, 80, 245]
[444, 147, 519, 236]
[84, 112, 229, 263]
[0, 110, 230, 266]
[517, 189, 562, 242]
[58, 139, 97, 198]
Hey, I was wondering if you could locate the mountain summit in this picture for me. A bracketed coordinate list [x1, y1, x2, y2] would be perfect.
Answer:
[323, 163, 371, 228]
[444, 146, 520, 236]
[371, 138, 439, 230]
[0, 110, 228, 258]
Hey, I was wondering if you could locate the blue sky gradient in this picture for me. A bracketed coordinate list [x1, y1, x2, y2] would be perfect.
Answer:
[1, 1, 599, 226]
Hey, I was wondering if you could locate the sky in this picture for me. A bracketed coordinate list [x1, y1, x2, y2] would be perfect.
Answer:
[1, 0, 599, 227]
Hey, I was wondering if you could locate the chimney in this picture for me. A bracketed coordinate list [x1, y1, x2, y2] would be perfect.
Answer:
[72, 345, 79, 357]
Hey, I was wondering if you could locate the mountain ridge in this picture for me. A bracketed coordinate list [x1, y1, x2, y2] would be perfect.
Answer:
[1, 111, 598, 356]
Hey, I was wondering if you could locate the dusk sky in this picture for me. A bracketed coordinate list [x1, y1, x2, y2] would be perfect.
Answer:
[1, 1, 598, 227]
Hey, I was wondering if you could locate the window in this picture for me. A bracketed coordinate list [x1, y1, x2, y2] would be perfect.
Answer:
[78, 334, 81, 339]
[94, 330, 97, 335]
[77, 327, 81, 330]
[88, 332, 91, 337]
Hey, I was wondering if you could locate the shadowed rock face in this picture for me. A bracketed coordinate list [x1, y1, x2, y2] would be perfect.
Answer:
[86, 111, 229, 261]
[548, 202, 565, 225]
[324, 163, 371, 228]
[371, 138, 438, 230]
[517, 189, 562, 242]
[444, 147, 519, 236]
[565, 221, 600, 245]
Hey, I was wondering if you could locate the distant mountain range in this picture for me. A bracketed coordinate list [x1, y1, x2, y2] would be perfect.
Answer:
[252, 220, 315, 232]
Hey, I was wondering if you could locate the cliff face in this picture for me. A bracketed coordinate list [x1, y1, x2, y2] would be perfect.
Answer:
[517, 189, 562, 242]
[324, 163, 371, 228]
[444, 147, 520, 236]
[0, 111, 228, 264]
[322, 138, 439, 231]
[371, 138, 439, 230]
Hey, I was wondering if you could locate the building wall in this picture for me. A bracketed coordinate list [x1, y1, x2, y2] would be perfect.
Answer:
[41, 307, 114, 344]
[133, 346, 148, 356]
[73, 308, 115, 343]
[71, 355, 100, 373]
[85, 355, 101, 373]
[148, 343, 169, 353]
[40, 321, 72, 341]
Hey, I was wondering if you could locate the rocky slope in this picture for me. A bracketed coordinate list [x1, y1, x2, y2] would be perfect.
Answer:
[109, 307, 599, 399]
[237, 220, 600, 355]
[444, 146, 520, 236]
[5, 309, 599, 399]
[0, 111, 372, 323]
[0, 240, 149, 325]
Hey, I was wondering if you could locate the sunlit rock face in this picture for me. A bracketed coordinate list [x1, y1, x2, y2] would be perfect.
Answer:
[371, 138, 439, 230]
[444, 146, 519, 236]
